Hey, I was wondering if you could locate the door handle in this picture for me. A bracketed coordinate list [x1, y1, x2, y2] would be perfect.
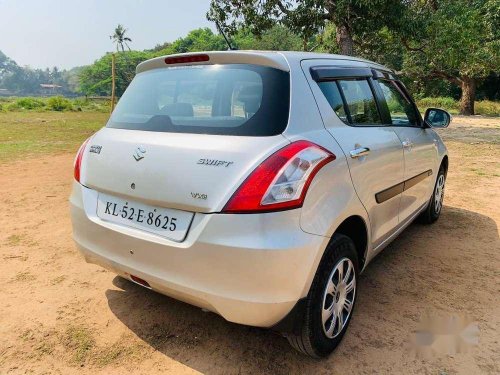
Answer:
[350, 147, 370, 158]
[402, 140, 413, 149]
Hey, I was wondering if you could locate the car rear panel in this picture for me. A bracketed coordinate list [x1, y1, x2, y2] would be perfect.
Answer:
[70, 181, 327, 327]
[81, 128, 289, 213]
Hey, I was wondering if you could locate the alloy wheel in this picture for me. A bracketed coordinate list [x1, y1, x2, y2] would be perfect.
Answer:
[321, 257, 356, 339]
[434, 174, 445, 214]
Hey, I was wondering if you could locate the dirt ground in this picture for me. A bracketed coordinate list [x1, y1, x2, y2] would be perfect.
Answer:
[1, 116, 499, 374]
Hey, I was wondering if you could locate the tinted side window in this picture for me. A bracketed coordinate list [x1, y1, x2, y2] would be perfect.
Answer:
[338, 80, 381, 125]
[378, 80, 417, 126]
[317, 79, 382, 126]
[317, 82, 348, 123]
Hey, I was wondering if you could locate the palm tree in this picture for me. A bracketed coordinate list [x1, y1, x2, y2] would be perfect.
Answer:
[110, 24, 132, 52]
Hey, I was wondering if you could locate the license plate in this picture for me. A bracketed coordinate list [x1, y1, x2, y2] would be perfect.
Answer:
[96, 193, 194, 242]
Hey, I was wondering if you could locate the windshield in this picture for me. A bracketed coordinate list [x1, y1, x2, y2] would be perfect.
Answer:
[107, 64, 290, 136]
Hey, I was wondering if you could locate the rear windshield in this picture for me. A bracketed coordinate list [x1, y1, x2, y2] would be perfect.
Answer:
[107, 64, 290, 136]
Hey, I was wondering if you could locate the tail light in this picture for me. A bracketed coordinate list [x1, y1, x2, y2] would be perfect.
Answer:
[74, 138, 91, 183]
[223, 141, 335, 213]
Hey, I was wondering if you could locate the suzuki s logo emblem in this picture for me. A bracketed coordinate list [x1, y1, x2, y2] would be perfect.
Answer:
[133, 146, 146, 161]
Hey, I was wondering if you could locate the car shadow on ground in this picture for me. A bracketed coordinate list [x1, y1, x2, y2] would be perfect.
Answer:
[105, 205, 499, 374]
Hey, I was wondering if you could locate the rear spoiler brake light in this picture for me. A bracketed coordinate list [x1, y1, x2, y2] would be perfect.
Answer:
[165, 54, 210, 65]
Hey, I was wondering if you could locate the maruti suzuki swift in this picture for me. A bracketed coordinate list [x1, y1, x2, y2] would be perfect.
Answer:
[70, 51, 451, 358]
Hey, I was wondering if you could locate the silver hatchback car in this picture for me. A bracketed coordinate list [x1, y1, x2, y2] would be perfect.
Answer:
[70, 51, 450, 357]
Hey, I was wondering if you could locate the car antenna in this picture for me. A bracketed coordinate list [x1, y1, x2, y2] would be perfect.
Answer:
[215, 21, 237, 51]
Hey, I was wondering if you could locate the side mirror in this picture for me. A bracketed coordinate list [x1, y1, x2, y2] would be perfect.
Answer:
[424, 108, 451, 128]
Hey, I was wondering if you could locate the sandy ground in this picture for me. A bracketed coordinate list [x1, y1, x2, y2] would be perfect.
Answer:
[1, 116, 499, 374]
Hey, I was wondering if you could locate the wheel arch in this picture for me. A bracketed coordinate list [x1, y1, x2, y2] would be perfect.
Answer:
[333, 215, 368, 271]
[440, 155, 449, 177]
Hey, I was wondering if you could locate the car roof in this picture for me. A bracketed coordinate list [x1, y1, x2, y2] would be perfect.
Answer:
[136, 50, 392, 74]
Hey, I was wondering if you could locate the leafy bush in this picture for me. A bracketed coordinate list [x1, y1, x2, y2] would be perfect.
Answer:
[47, 96, 73, 111]
[15, 97, 46, 110]
[417, 97, 499, 116]
[416, 97, 459, 112]
[6, 102, 23, 111]
[475, 100, 500, 116]
[72, 97, 109, 112]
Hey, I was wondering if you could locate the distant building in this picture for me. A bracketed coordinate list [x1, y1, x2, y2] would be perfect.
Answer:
[40, 84, 63, 95]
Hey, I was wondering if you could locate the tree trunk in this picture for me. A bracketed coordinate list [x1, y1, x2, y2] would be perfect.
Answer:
[460, 77, 476, 115]
[336, 24, 354, 56]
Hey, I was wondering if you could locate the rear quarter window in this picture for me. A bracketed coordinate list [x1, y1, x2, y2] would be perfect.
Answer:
[107, 64, 290, 136]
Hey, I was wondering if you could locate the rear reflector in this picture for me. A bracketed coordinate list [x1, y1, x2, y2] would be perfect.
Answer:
[130, 275, 152, 289]
[165, 54, 210, 65]
[222, 141, 335, 213]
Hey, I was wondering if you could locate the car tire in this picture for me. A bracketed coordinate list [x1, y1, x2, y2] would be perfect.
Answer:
[419, 166, 446, 224]
[287, 234, 359, 358]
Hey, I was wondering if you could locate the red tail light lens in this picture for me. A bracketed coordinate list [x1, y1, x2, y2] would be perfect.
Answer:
[165, 54, 210, 65]
[74, 138, 91, 183]
[222, 141, 335, 213]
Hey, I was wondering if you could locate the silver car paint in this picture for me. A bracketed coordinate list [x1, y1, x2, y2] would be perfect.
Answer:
[71, 51, 448, 327]
[82, 129, 290, 213]
[298, 58, 447, 261]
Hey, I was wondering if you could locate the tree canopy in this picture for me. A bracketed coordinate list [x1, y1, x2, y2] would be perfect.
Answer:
[0, 50, 75, 95]
[110, 24, 133, 52]
[1, 5, 498, 116]
[78, 26, 302, 97]
[401, 0, 500, 114]
[207, 0, 408, 54]
[207, 0, 500, 114]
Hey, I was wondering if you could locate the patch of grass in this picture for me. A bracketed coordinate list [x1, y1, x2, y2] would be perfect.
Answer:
[33, 341, 55, 357]
[417, 97, 500, 116]
[6, 234, 23, 246]
[0, 111, 108, 162]
[50, 275, 67, 285]
[469, 167, 500, 177]
[62, 325, 95, 365]
[475, 100, 500, 116]
[11, 271, 36, 282]
[19, 328, 57, 359]
[94, 341, 143, 367]
[417, 97, 459, 113]
[0, 96, 110, 113]
[4, 233, 38, 247]
[470, 168, 487, 176]
[19, 328, 35, 341]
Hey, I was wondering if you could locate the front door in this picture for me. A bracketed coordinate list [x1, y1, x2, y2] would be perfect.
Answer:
[374, 79, 437, 222]
[303, 64, 405, 248]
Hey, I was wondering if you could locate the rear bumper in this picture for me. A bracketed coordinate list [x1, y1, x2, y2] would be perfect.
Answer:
[70, 182, 328, 327]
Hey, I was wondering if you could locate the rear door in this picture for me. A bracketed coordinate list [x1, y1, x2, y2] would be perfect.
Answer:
[303, 63, 404, 248]
[373, 79, 437, 221]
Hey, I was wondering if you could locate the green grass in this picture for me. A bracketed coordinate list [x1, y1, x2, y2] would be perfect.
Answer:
[0, 96, 111, 113]
[62, 325, 96, 365]
[416, 97, 500, 116]
[0, 111, 108, 162]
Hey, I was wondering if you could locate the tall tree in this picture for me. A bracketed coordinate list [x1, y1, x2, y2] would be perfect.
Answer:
[110, 24, 133, 52]
[402, 0, 500, 115]
[79, 51, 151, 97]
[233, 25, 303, 51]
[207, 0, 407, 55]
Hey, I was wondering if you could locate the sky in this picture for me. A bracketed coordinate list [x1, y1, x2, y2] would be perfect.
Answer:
[0, 0, 214, 70]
